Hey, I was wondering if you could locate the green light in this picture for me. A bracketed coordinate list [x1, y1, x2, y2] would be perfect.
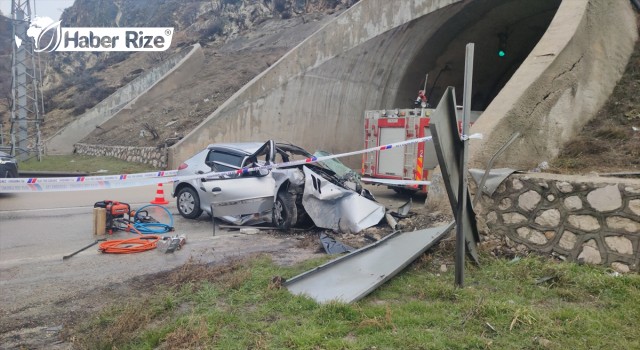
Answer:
[498, 50, 506, 57]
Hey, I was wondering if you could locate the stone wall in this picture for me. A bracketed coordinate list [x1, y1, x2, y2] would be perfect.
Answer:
[474, 173, 640, 273]
[74, 143, 167, 169]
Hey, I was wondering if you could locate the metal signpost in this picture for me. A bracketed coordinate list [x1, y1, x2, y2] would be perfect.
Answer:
[429, 44, 479, 288]
[455, 43, 475, 287]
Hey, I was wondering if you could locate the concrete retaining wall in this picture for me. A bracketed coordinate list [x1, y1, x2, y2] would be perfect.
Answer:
[47, 44, 204, 155]
[74, 143, 166, 168]
[168, 0, 636, 171]
[469, 0, 638, 170]
[475, 173, 640, 273]
[98, 44, 205, 132]
[168, 0, 467, 168]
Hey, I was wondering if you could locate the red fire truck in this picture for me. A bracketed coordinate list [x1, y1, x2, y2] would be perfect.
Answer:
[362, 108, 438, 194]
[362, 106, 481, 194]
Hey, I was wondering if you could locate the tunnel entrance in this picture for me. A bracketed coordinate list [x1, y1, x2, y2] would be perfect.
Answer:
[394, 0, 561, 112]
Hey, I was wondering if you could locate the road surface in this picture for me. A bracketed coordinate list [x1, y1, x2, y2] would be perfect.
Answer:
[0, 184, 321, 348]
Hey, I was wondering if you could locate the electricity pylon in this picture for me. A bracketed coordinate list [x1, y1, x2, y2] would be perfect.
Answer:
[10, 0, 44, 160]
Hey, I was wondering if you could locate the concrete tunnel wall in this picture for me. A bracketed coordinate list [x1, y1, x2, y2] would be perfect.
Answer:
[395, 0, 562, 111]
[469, 0, 638, 170]
[168, 0, 468, 168]
[168, 0, 638, 171]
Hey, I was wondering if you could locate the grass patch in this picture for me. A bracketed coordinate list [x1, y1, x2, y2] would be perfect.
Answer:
[19, 154, 157, 175]
[69, 254, 640, 349]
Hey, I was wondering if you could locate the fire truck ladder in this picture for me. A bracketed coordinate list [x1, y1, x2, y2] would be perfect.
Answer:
[363, 111, 378, 176]
[402, 116, 419, 180]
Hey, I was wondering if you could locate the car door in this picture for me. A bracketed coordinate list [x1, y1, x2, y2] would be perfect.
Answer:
[200, 142, 276, 217]
[202, 175, 276, 217]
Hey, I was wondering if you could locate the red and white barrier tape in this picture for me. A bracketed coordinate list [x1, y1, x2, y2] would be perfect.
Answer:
[0, 170, 177, 184]
[0, 134, 481, 193]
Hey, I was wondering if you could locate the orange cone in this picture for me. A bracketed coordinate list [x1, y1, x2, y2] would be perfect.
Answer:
[151, 183, 170, 205]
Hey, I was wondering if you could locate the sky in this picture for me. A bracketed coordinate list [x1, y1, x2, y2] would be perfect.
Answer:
[0, 0, 75, 21]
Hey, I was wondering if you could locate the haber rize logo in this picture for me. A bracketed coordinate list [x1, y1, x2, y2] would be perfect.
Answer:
[18, 16, 173, 53]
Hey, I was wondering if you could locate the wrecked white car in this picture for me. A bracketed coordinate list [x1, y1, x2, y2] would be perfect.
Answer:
[172, 140, 385, 232]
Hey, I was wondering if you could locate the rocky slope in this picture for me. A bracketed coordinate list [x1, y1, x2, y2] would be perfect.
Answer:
[0, 0, 358, 145]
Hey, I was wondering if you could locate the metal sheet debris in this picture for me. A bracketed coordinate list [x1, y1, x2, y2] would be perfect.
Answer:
[429, 87, 479, 264]
[469, 168, 516, 196]
[284, 222, 454, 303]
[392, 198, 412, 218]
[301, 166, 385, 233]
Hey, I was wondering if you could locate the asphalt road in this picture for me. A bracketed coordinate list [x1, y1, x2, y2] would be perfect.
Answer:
[0, 182, 416, 349]
[0, 184, 319, 347]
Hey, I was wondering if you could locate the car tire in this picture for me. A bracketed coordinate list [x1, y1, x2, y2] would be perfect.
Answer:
[273, 192, 297, 230]
[176, 186, 203, 219]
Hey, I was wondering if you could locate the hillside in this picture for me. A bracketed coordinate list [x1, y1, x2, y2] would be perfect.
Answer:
[80, 12, 340, 146]
[0, 0, 357, 146]
[551, 26, 640, 175]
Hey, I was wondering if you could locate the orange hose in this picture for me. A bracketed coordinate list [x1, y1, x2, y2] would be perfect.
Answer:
[98, 224, 161, 254]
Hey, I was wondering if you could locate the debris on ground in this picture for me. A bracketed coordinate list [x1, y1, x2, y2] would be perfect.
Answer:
[319, 233, 354, 254]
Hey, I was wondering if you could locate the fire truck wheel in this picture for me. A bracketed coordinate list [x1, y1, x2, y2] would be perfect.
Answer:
[273, 192, 297, 230]
[177, 186, 203, 219]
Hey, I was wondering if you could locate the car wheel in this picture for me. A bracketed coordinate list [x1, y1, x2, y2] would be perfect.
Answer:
[176, 187, 203, 219]
[273, 192, 297, 230]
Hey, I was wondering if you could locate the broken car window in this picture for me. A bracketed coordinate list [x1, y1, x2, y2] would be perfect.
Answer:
[207, 151, 243, 172]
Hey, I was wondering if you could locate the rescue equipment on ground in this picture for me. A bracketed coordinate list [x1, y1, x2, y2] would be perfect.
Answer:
[93, 200, 174, 234]
[98, 228, 161, 254]
[94, 200, 131, 234]
[89, 200, 177, 254]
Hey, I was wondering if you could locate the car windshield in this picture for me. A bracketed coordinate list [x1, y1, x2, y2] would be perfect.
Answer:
[313, 150, 357, 179]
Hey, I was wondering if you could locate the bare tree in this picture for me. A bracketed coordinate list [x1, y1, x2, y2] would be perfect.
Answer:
[142, 122, 160, 139]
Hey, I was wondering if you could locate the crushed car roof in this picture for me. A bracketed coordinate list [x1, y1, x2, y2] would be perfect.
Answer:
[206, 142, 265, 155]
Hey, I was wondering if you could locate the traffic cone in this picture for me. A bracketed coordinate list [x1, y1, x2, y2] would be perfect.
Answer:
[151, 183, 170, 205]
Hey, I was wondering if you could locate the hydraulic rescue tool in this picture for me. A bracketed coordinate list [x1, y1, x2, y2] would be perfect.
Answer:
[94, 200, 131, 234]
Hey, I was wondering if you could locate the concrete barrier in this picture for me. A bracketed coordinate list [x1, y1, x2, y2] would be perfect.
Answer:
[97, 44, 205, 133]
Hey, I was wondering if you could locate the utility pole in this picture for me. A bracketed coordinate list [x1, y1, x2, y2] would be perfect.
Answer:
[10, 0, 44, 161]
